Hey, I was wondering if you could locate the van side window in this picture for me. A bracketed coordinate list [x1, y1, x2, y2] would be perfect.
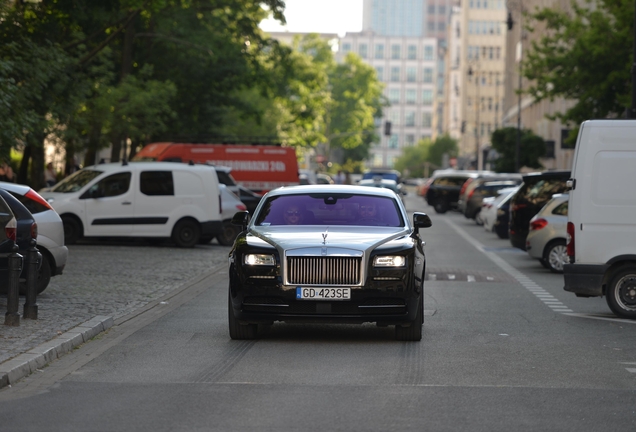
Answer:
[140, 171, 175, 196]
[95, 172, 131, 198]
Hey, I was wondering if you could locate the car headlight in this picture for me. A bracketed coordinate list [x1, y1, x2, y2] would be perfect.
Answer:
[373, 255, 406, 267]
[244, 254, 276, 266]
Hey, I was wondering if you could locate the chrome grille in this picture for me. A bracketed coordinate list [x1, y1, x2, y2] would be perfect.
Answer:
[287, 257, 362, 285]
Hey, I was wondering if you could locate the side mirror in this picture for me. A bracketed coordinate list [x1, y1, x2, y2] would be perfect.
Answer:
[231, 211, 251, 230]
[413, 212, 432, 231]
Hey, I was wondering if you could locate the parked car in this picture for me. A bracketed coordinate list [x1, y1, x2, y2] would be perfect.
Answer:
[0, 189, 42, 294]
[40, 161, 223, 248]
[316, 173, 334, 184]
[482, 186, 520, 235]
[425, 170, 492, 214]
[508, 170, 571, 250]
[493, 187, 521, 239]
[361, 168, 402, 184]
[526, 193, 568, 273]
[228, 185, 432, 341]
[213, 165, 262, 214]
[1, 182, 68, 293]
[211, 184, 247, 246]
[358, 178, 405, 199]
[0, 195, 18, 289]
[457, 173, 517, 215]
[461, 177, 522, 223]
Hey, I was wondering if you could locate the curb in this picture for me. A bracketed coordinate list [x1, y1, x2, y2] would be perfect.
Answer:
[0, 315, 114, 389]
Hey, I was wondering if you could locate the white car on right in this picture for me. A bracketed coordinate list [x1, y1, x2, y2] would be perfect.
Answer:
[525, 193, 568, 273]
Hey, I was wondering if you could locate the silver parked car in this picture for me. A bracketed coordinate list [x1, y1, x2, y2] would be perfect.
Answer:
[1, 181, 68, 292]
[525, 193, 568, 273]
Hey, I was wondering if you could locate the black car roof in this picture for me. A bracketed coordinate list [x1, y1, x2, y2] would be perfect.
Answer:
[521, 170, 571, 181]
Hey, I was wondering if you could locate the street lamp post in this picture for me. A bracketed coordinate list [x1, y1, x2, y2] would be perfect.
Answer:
[468, 64, 481, 170]
[507, 0, 525, 173]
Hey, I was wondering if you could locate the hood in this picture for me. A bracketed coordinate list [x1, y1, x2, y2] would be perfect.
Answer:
[248, 225, 410, 255]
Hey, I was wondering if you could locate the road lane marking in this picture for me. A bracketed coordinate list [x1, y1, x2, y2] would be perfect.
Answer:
[444, 218, 573, 315]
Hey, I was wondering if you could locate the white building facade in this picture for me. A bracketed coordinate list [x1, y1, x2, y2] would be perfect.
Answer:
[338, 32, 438, 167]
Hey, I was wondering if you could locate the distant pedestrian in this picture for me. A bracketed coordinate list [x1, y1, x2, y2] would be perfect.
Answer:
[335, 170, 345, 184]
[0, 160, 15, 182]
[45, 162, 57, 187]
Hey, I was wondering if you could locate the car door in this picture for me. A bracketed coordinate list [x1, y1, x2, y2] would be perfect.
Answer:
[82, 171, 134, 236]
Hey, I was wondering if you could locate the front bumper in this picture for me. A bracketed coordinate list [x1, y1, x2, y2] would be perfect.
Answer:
[563, 263, 607, 297]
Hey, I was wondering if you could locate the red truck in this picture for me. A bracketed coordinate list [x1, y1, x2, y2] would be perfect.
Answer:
[133, 142, 299, 194]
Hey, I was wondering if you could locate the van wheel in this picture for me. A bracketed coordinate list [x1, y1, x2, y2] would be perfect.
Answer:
[62, 216, 82, 245]
[172, 219, 200, 248]
[606, 266, 636, 319]
[217, 221, 239, 246]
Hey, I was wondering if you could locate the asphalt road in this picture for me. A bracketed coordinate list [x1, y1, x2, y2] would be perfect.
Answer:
[0, 193, 635, 431]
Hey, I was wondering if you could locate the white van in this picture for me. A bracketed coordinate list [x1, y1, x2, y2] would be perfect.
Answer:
[563, 119, 636, 318]
[40, 161, 222, 248]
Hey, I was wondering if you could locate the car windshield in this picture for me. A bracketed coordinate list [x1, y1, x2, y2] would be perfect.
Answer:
[50, 169, 103, 193]
[254, 193, 404, 227]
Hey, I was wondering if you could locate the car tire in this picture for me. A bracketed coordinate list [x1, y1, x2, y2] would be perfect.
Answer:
[538, 258, 552, 270]
[228, 291, 258, 339]
[395, 296, 423, 341]
[198, 236, 213, 245]
[171, 219, 200, 248]
[19, 251, 52, 295]
[543, 240, 567, 273]
[433, 200, 448, 214]
[473, 209, 483, 225]
[605, 266, 636, 319]
[62, 216, 82, 245]
[216, 221, 240, 246]
[495, 224, 509, 239]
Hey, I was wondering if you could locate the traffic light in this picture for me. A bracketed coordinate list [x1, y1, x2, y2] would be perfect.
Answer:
[506, 12, 514, 30]
[460, 121, 466, 133]
[384, 121, 392, 136]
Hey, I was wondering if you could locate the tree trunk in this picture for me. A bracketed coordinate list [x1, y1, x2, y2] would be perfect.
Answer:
[17, 146, 31, 185]
[28, 133, 46, 190]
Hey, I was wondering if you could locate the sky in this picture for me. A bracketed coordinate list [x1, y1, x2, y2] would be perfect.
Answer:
[259, 0, 363, 37]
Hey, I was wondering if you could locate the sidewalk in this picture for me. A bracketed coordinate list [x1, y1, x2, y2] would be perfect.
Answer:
[0, 242, 229, 388]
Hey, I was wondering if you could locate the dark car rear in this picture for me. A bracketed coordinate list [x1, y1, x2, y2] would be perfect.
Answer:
[425, 171, 482, 214]
[462, 176, 522, 220]
[509, 170, 571, 250]
[0, 189, 37, 294]
[0, 195, 17, 281]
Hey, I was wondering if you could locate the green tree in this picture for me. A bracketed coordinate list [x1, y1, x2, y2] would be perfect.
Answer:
[523, 0, 633, 138]
[490, 127, 545, 173]
[393, 135, 457, 178]
[427, 134, 458, 168]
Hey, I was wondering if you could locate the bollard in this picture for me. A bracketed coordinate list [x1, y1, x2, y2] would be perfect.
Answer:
[23, 239, 41, 320]
[4, 244, 23, 326]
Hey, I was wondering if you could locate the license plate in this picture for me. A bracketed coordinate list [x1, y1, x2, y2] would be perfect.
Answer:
[296, 287, 351, 300]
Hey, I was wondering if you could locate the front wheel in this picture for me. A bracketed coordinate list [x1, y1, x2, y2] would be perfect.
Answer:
[606, 266, 636, 319]
[228, 291, 258, 339]
[433, 200, 448, 214]
[395, 296, 423, 341]
[172, 219, 200, 248]
[62, 216, 82, 245]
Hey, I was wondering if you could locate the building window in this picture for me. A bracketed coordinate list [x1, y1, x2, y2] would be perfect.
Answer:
[422, 89, 433, 105]
[428, 5, 436, 13]
[438, 22, 446, 31]
[375, 44, 384, 59]
[388, 134, 399, 149]
[391, 44, 401, 59]
[389, 110, 400, 125]
[405, 134, 415, 146]
[406, 67, 417, 82]
[422, 68, 433, 83]
[359, 44, 368, 59]
[375, 66, 384, 81]
[423, 46, 434, 61]
[342, 43, 351, 52]
[389, 89, 400, 104]
[422, 112, 432, 128]
[406, 89, 416, 104]
[405, 112, 415, 126]
[407, 45, 417, 60]
[390, 67, 400, 82]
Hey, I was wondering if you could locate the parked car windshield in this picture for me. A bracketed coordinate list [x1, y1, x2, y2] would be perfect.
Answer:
[255, 193, 404, 227]
[50, 169, 103, 193]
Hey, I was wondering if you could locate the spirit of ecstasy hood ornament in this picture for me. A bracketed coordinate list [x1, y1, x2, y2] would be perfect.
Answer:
[321, 228, 328, 245]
